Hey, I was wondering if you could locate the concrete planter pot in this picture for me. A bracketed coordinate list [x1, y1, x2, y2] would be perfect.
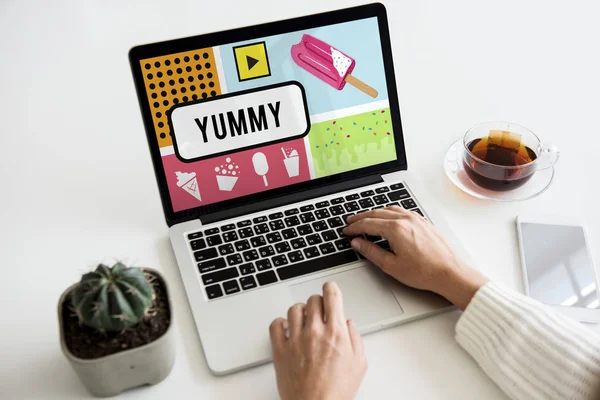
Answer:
[58, 268, 175, 397]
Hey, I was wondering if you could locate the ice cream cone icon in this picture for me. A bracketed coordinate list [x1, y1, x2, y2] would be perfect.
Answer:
[176, 171, 201, 201]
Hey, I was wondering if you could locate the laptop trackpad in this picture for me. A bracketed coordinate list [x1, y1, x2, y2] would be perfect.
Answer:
[289, 267, 404, 328]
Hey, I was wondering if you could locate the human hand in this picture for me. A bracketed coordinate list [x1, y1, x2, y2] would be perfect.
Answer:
[269, 282, 367, 400]
[343, 207, 488, 310]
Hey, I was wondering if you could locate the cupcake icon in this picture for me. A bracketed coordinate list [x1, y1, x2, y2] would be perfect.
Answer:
[215, 157, 239, 191]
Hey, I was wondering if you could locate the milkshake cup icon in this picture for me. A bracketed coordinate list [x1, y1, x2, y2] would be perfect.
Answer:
[282, 148, 300, 178]
[216, 175, 238, 191]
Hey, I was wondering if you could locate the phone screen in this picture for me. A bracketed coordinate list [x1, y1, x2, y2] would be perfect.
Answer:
[521, 222, 599, 308]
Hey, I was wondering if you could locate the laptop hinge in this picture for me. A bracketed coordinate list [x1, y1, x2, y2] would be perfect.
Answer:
[200, 174, 384, 225]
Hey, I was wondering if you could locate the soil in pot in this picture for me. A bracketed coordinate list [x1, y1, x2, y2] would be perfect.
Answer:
[62, 271, 171, 359]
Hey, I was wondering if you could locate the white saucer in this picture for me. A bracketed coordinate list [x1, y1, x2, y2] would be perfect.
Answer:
[444, 139, 555, 202]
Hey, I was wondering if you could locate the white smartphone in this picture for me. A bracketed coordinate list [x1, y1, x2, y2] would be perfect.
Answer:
[516, 213, 600, 323]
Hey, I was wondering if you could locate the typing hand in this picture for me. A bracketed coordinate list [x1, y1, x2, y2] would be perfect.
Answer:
[343, 207, 488, 310]
[269, 282, 367, 400]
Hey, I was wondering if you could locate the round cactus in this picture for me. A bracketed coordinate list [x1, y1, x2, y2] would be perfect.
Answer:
[71, 262, 155, 332]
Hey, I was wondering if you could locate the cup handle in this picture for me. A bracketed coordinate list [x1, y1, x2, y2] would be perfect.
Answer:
[536, 143, 559, 170]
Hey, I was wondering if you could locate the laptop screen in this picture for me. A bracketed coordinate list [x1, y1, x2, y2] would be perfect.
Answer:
[133, 8, 403, 218]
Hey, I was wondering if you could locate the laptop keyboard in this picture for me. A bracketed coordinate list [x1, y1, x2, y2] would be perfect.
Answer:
[187, 182, 426, 300]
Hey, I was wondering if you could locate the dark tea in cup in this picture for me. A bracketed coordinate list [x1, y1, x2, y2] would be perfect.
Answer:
[461, 123, 558, 192]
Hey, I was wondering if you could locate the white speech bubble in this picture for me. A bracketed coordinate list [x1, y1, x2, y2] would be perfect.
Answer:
[169, 82, 310, 162]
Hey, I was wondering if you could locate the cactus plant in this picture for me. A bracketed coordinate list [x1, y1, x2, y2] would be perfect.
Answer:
[71, 262, 155, 332]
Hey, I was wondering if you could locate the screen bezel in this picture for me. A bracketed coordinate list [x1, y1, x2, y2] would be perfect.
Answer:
[129, 3, 407, 226]
[516, 214, 600, 323]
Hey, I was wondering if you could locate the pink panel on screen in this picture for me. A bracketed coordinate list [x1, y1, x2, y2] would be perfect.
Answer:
[163, 139, 311, 212]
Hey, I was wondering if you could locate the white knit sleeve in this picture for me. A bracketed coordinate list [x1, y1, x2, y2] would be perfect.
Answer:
[455, 282, 600, 400]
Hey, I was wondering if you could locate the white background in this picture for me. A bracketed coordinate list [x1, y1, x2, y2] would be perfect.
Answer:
[2, 0, 600, 399]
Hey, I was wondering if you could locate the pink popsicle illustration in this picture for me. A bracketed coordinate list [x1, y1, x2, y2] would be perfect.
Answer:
[291, 34, 378, 98]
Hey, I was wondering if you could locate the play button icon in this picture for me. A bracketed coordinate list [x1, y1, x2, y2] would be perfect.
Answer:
[246, 55, 259, 70]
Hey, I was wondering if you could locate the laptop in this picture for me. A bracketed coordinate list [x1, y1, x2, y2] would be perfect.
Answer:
[129, 3, 469, 375]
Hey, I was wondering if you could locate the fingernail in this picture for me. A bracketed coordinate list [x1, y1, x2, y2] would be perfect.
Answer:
[351, 238, 361, 251]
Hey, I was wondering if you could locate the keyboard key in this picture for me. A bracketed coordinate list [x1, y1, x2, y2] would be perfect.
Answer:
[373, 195, 389, 205]
[284, 208, 299, 216]
[315, 209, 331, 219]
[237, 220, 251, 227]
[334, 238, 352, 251]
[297, 224, 313, 236]
[272, 255, 288, 267]
[198, 257, 227, 274]
[239, 263, 256, 275]
[269, 220, 285, 231]
[300, 212, 316, 223]
[303, 247, 320, 259]
[254, 223, 269, 235]
[386, 202, 400, 207]
[282, 228, 298, 240]
[238, 227, 254, 238]
[256, 270, 278, 286]
[342, 213, 355, 223]
[275, 242, 291, 254]
[259, 245, 276, 257]
[288, 250, 305, 263]
[243, 249, 259, 262]
[277, 250, 359, 281]
[188, 232, 203, 240]
[312, 221, 328, 232]
[322, 230, 337, 242]
[344, 202, 360, 212]
[306, 233, 323, 245]
[376, 187, 390, 193]
[345, 194, 360, 201]
[218, 243, 235, 256]
[251, 236, 267, 247]
[316, 201, 330, 208]
[358, 198, 374, 208]
[372, 206, 383, 210]
[240, 276, 258, 290]
[269, 212, 283, 220]
[234, 240, 250, 252]
[202, 267, 239, 285]
[266, 232, 283, 244]
[290, 237, 307, 249]
[194, 248, 218, 262]
[331, 197, 345, 205]
[378, 240, 391, 250]
[253, 216, 268, 223]
[413, 208, 424, 217]
[284, 216, 300, 227]
[329, 205, 345, 216]
[205, 228, 219, 235]
[366, 235, 382, 242]
[401, 199, 417, 209]
[226, 254, 243, 266]
[300, 204, 315, 212]
[190, 238, 207, 250]
[327, 217, 344, 228]
[223, 280, 240, 295]
[389, 189, 410, 201]
[206, 235, 223, 246]
[205, 284, 223, 299]
[223, 231, 238, 243]
[360, 190, 375, 197]
[256, 259, 272, 271]
[390, 183, 404, 190]
[319, 242, 336, 254]
[221, 224, 236, 232]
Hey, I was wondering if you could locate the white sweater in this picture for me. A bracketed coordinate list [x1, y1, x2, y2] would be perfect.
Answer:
[456, 282, 600, 400]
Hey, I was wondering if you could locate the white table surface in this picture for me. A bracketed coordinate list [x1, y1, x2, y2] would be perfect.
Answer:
[2, 0, 600, 398]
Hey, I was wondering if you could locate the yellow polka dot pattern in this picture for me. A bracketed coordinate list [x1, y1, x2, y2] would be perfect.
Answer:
[140, 48, 223, 148]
